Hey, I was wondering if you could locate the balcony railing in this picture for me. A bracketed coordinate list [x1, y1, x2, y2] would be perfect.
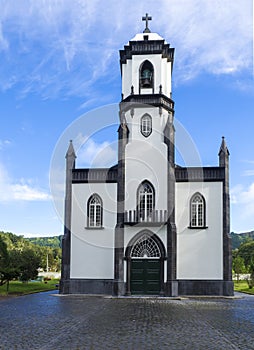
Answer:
[124, 209, 168, 226]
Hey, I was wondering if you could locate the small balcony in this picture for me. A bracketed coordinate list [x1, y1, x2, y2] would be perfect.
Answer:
[124, 209, 168, 226]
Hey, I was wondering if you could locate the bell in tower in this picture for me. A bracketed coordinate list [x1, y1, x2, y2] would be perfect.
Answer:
[140, 60, 154, 88]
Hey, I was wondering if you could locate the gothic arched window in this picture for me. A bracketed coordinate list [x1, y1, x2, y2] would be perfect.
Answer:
[139, 60, 154, 90]
[190, 193, 206, 228]
[130, 233, 161, 258]
[137, 181, 155, 222]
[87, 194, 103, 228]
[141, 114, 152, 137]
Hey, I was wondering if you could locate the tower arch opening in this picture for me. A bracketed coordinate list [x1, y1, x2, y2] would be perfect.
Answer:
[139, 60, 154, 91]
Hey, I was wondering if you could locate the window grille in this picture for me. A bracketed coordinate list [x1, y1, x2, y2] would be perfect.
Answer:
[88, 194, 102, 227]
[141, 114, 152, 137]
[190, 193, 205, 227]
[137, 181, 154, 221]
[130, 233, 161, 257]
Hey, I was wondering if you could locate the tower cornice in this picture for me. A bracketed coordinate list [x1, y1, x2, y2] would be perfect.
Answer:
[120, 40, 175, 66]
[119, 93, 175, 114]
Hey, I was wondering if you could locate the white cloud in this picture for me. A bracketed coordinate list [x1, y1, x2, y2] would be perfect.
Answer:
[73, 133, 117, 168]
[0, 21, 8, 51]
[231, 182, 254, 231]
[0, 163, 50, 202]
[243, 170, 254, 176]
[77, 137, 117, 168]
[0, 0, 252, 98]
[0, 139, 11, 150]
[239, 160, 254, 176]
[162, 0, 253, 80]
[11, 183, 50, 201]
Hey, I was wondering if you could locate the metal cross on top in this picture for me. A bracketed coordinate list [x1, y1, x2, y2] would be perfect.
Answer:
[142, 13, 152, 33]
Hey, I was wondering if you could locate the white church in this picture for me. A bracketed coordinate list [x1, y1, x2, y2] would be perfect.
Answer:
[60, 15, 233, 296]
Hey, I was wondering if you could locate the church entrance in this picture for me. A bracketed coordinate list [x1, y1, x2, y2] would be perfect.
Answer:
[130, 259, 160, 295]
[125, 231, 165, 295]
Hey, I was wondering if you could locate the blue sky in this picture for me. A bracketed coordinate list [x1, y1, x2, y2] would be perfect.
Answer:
[0, 0, 253, 237]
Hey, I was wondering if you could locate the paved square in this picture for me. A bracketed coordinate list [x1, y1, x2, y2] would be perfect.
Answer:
[0, 291, 253, 349]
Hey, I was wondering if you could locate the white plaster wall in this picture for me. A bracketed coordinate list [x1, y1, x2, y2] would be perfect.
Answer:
[122, 54, 172, 99]
[124, 107, 168, 211]
[176, 182, 223, 280]
[70, 183, 117, 279]
[122, 59, 132, 97]
[162, 58, 172, 97]
[123, 226, 167, 282]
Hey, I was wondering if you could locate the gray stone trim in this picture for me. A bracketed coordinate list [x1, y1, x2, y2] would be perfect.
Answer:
[72, 165, 225, 184]
[178, 280, 234, 296]
[218, 138, 232, 282]
[72, 166, 118, 183]
[175, 166, 225, 182]
[60, 141, 76, 294]
[62, 279, 234, 296]
[164, 281, 179, 297]
[163, 113, 178, 297]
[120, 94, 174, 114]
[114, 121, 129, 296]
[59, 277, 70, 294]
[222, 178, 232, 281]
[64, 279, 114, 295]
[120, 40, 174, 66]
[222, 171, 232, 281]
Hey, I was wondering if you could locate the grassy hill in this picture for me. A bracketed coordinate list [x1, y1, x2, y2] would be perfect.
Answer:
[2, 230, 253, 252]
[0, 231, 62, 272]
[25, 232, 254, 251]
[25, 236, 62, 248]
[231, 231, 254, 250]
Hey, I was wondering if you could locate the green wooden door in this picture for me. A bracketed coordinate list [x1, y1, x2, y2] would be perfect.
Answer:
[130, 259, 161, 295]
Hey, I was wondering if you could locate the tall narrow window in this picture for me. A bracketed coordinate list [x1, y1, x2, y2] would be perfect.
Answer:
[141, 114, 152, 137]
[137, 181, 155, 222]
[88, 194, 102, 228]
[190, 193, 205, 228]
[139, 60, 154, 90]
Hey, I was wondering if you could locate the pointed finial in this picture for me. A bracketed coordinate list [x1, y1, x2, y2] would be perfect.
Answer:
[219, 136, 230, 156]
[142, 13, 152, 33]
[66, 140, 76, 158]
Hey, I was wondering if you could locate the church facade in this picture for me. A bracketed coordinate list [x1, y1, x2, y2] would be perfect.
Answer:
[60, 16, 233, 297]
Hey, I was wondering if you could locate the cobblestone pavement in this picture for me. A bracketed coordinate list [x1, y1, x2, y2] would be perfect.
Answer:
[0, 291, 254, 350]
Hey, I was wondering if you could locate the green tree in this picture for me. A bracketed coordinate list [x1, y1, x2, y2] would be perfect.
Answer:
[19, 249, 41, 282]
[246, 262, 254, 289]
[0, 237, 9, 285]
[232, 254, 246, 281]
[0, 231, 62, 275]
[0, 238, 20, 291]
[238, 241, 254, 269]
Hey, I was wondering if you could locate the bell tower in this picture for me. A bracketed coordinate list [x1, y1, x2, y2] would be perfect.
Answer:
[114, 15, 178, 296]
[120, 14, 174, 100]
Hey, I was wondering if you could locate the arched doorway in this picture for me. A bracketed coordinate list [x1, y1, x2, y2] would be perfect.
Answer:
[125, 231, 166, 295]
